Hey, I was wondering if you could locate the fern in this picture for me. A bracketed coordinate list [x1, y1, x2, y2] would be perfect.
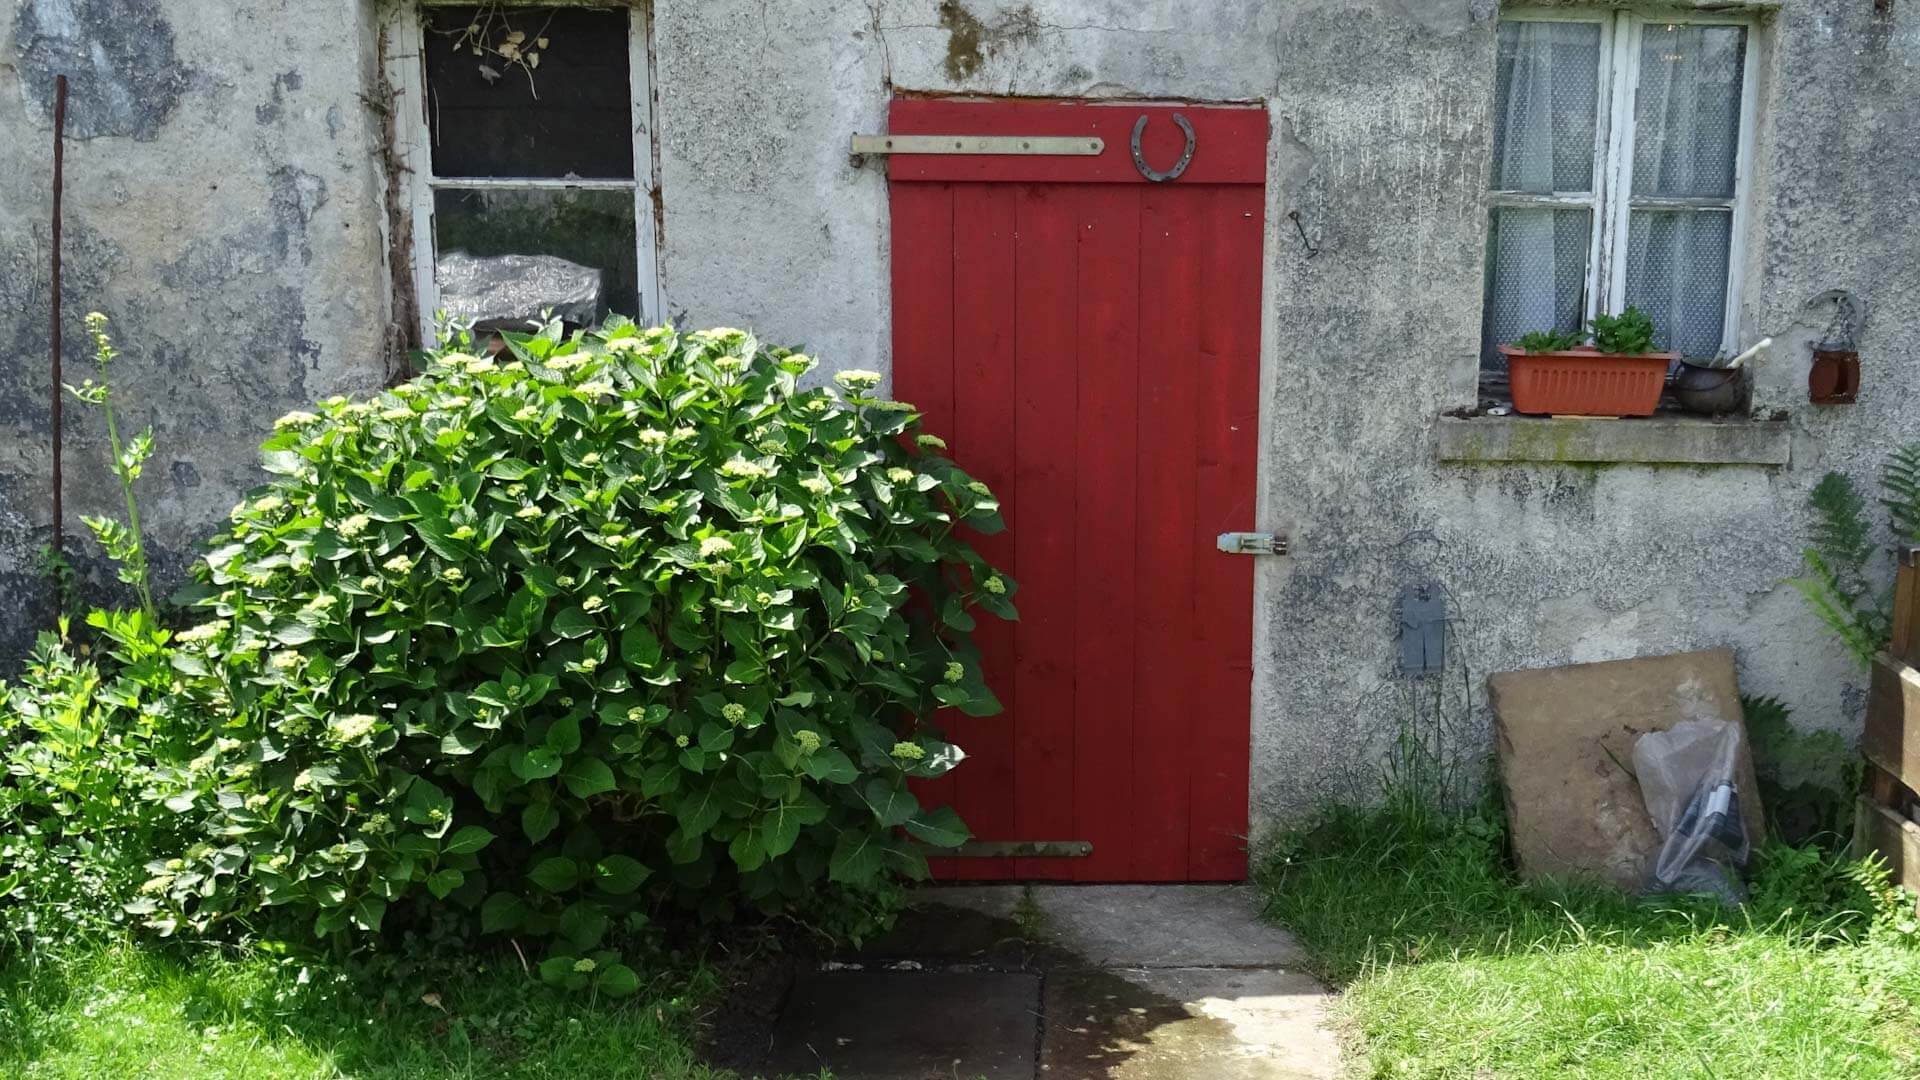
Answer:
[1880, 443, 1920, 545]
[1790, 471, 1889, 669]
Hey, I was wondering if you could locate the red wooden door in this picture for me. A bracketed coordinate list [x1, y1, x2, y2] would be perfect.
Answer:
[889, 99, 1267, 883]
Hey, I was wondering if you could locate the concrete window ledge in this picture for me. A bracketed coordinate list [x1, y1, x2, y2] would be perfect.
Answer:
[1435, 415, 1792, 467]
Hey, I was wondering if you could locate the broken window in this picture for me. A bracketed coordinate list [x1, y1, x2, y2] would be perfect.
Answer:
[391, 4, 660, 334]
[1482, 12, 1754, 371]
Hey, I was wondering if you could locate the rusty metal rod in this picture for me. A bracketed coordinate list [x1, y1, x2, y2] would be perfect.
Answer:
[50, 73, 67, 561]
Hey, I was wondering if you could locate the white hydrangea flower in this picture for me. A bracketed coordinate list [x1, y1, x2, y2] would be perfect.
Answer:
[383, 554, 414, 574]
[699, 536, 734, 558]
[834, 369, 883, 391]
[329, 714, 379, 743]
[800, 476, 830, 495]
[274, 410, 320, 430]
[338, 513, 371, 538]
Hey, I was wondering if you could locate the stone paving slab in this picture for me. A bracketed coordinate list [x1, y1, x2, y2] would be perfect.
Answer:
[758, 886, 1339, 1080]
[765, 969, 1041, 1080]
[1025, 885, 1308, 969]
[1042, 967, 1340, 1079]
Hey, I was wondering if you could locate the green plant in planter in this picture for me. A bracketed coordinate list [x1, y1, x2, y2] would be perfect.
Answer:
[1514, 327, 1587, 354]
[1588, 306, 1659, 355]
[140, 321, 1015, 978]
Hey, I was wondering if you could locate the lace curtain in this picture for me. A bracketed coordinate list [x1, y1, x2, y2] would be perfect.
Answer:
[1482, 21, 1601, 368]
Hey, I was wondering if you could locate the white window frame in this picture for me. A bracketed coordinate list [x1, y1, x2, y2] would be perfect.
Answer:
[1493, 8, 1759, 357]
[383, 0, 663, 340]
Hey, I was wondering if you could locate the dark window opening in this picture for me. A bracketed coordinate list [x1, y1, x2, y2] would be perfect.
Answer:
[423, 6, 634, 180]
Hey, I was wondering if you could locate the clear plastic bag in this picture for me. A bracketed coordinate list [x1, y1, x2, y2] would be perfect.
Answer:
[1632, 718, 1750, 901]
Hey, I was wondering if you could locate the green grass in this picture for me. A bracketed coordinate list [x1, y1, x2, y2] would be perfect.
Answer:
[0, 940, 732, 1079]
[1259, 802, 1920, 1079]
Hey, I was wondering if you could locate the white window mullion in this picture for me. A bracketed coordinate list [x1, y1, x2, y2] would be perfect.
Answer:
[1599, 13, 1642, 318]
[385, 4, 441, 340]
[628, 4, 663, 325]
[1580, 13, 1618, 326]
[1720, 25, 1761, 355]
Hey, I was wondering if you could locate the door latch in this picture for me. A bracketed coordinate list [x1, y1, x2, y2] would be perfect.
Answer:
[1216, 532, 1289, 556]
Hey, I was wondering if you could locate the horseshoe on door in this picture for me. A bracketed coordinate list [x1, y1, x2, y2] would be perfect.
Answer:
[1130, 113, 1196, 182]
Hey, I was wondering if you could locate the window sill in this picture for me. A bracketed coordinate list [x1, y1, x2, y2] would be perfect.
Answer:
[1435, 414, 1792, 467]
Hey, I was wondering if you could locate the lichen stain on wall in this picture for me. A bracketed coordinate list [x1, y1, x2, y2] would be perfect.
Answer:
[13, 0, 190, 141]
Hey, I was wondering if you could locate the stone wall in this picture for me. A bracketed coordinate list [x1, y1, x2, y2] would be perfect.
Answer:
[4, 0, 1917, 829]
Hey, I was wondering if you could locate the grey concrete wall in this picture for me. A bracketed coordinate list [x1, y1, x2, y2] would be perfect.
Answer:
[0, 0, 393, 650]
[4, 0, 1917, 831]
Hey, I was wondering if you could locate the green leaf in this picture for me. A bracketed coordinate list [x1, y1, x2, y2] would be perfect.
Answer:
[860, 778, 917, 827]
[829, 830, 882, 885]
[729, 827, 767, 872]
[904, 805, 971, 848]
[801, 747, 858, 784]
[351, 895, 387, 932]
[596, 963, 641, 998]
[481, 891, 528, 932]
[427, 868, 465, 898]
[593, 855, 652, 895]
[522, 801, 561, 844]
[563, 758, 617, 798]
[546, 714, 582, 755]
[445, 826, 495, 855]
[440, 726, 488, 756]
[550, 606, 596, 640]
[515, 747, 563, 781]
[529, 856, 580, 893]
[538, 955, 576, 986]
[620, 626, 662, 668]
[559, 903, 609, 951]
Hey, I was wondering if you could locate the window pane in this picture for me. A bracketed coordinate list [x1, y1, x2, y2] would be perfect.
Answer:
[1631, 25, 1746, 198]
[434, 188, 639, 326]
[423, 7, 634, 179]
[1481, 207, 1592, 369]
[1491, 21, 1603, 193]
[1622, 209, 1732, 358]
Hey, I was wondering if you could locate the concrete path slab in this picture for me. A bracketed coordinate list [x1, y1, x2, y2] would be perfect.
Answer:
[1043, 967, 1340, 1079]
[765, 969, 1041, 1080]
[750, 884, 1341, 1080]
[1024, 885, 1309, 968]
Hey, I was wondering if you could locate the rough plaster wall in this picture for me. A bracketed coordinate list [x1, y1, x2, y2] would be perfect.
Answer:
[0, 0, 391, 659]
[650, 0, 1920, 828]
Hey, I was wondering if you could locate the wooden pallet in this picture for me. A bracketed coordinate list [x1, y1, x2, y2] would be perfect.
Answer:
[1856, 548, 1920, 889]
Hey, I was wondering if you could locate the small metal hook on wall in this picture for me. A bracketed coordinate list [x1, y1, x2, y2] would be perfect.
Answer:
[1288, 210, 1320, 259]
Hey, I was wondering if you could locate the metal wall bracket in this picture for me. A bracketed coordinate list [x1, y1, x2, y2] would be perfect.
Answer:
[1216, 532, 1289, 556]
[850, 134, 1104, 156]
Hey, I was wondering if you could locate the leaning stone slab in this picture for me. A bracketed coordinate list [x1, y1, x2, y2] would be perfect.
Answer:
[1488, 647, 1765, 891]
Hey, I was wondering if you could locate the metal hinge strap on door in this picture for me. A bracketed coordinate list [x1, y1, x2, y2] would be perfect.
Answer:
[850, 134, 1104, 156]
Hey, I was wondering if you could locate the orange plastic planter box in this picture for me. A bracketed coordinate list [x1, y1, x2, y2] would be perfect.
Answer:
[1499, 345, 1675, 417]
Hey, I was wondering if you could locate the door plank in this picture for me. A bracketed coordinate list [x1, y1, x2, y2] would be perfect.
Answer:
[1072, 184, 1143, 881]
[1130, 184, 1205, 881]
[889, 182, 961, 873]
[945, 182, 1021, 880]
[1189, 186, 1262, 880]
[1010, 183, 1081, 880]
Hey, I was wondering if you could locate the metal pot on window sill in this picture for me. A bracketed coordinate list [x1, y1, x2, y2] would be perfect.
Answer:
[1672, 339, 1771, 417]
[1672, 360, 1749, 416]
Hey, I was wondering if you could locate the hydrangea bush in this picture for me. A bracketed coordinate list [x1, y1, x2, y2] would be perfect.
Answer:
[138, 321, 1014, 980]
